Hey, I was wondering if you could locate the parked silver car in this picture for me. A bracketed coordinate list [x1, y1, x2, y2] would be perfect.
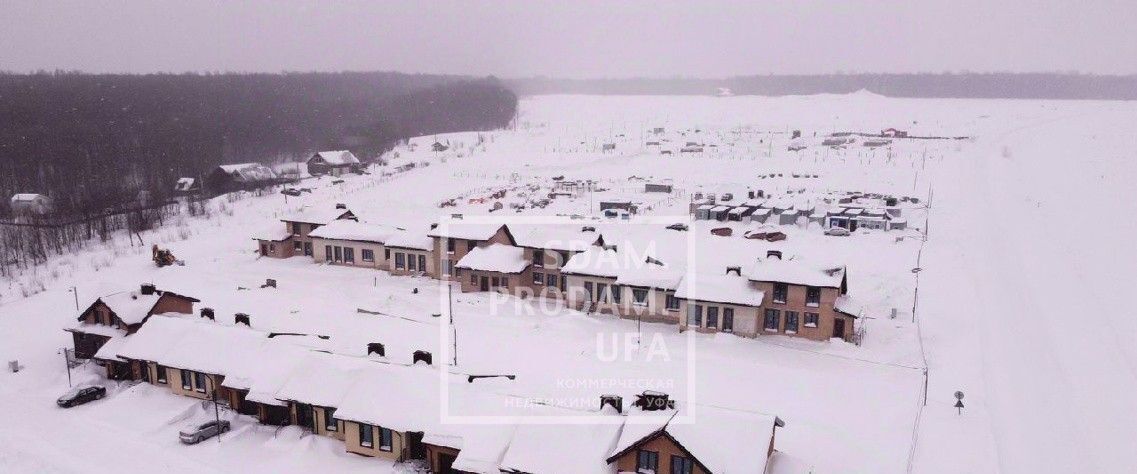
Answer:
[824, 227, 851, 236]
[179, 420, 230, 444]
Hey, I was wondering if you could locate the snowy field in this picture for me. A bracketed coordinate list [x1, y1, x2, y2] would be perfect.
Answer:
[2, 93, 1136, 473]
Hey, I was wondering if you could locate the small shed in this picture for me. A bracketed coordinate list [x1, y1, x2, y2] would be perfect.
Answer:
[645, 183, 673, 193]
[174, 177, 201, 195]
[10, 193, 53, 216]
[695, 204, 715, 220]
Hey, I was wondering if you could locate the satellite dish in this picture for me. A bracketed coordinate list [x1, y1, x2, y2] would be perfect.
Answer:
[954, 391, 964, 400]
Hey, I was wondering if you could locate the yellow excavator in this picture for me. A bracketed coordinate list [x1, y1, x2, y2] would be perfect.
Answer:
[152, 244, 180, 267]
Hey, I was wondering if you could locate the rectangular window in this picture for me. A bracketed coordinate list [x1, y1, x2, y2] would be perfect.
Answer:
[773, 283, 788, 304]
[269, 243, 276, 252]
[805, 312, 820, 327]
[546, 273, 557, 287]
[378, 427, 393, 451]
[636, 449, 659, 473]
[558, 251, 570, 268]
[706, 306, 719, 328]
[359, 424, 373, 448]
[585, 281, 594, 301]
[501, 277, 510, 288]
[407, 253, 417, 270]
[325, 245, 332, 262]
[291, 222, 301, 234]
[633, 288, 649, 305]
[560, 275, 567, 291]
[466, 240, 476, 251]
[806, 286, 821, 307]
[325, 408, 337, 431]
[343, 247, 355, 263]
[443, 259, 453, 276]
[418, 255, 426, 271]
[533, 250, 544, 266]
[491, 276, 500, 287]
[785, 311, 799, 332]
[181, 369, 191, 389]
[293, 240, 302, 251]
[361, 249, 374, 262]
[156, 365, 167, 384]
[193, 372, 206, 392]
[333, 246, 343, 262]
[722, 308, 735, 332]
[764, 309, 781, 331]
[533, 271, 544, 285]
[470, 273, 477, 285]
[446, 239, 455, 252]
[597, 283, 608, 303]
[611, 285, 622, 304]
[395, 253, 406, 269]
[688, 304, 703, 326]
[666, 293, 680, 310]
[670, 455, 695, 474]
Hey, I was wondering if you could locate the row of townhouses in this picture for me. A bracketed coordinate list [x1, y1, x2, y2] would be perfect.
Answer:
[74, 310, 784, 473]
[253, 206, 863, 342]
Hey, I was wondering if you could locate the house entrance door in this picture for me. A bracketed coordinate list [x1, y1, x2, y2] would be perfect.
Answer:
[304, 242, 312, 256]
[833, 319, 846, 339]
[479, 276, 489, 291]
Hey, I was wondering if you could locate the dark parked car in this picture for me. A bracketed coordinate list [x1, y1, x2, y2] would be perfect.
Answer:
[179, 420, 231, 444]
[56, 385, 106, 408]
[281, 188, 302, 196]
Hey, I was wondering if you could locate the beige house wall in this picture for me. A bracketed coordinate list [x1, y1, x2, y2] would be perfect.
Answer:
[312, 406, 346, 440]
[430, 226, 513, 281]
[678, 299, 762, 337]
[388, 247, 436, 277]
[311, 237, 386, 270]
[256, 238, 294, 258]
[343, 421, 406, 461]
[166, 367, 220, 400]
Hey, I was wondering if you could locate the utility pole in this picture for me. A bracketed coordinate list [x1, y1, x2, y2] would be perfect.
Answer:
[69, 286, 78, 311]
[213, 387, 222, 443]
[448, 283, 457, 366]
[62, 349, 72, 387]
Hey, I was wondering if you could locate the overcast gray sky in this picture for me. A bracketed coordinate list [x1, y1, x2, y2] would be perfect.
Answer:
[2, 0, 1135, 77]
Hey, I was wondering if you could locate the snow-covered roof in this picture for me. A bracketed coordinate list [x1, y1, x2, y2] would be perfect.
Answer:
[834, 295, 863, 317]
[676, 273, 766, 307]
[616, 266, 685, 290]
[156, 321, 266, 375]
[174, 178, 196, 191]
[114, 315, 201, 362]
[65, 320, 124, 338]
[561, 247, 624, 279]
[499, 421, 623, 474]
[333, 364, 441, 433]
[308, 220, 400, 243]
[97, 290, 164, 326]
[744, 257, 847, 288]
[218, 163, 278, 182]
[251, 225, 292, 242]
[384, 229, 434, 250]
[311, 150, 361, 166]
[455, 244, 530, 274]
[512, 224, 602, 252]
[427, 222, 510, 241]
[423, 423, 516, 474]
[10, 193, 47, 202]
[280, 206, 354, 225]
[224, 340, 311, 406]
[273, 351, 376, 408]
[608, 406, 780, 474]
[92, 335, 128, 361]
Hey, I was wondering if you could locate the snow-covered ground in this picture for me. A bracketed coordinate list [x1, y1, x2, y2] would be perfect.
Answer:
[1, 93, 1135, 473]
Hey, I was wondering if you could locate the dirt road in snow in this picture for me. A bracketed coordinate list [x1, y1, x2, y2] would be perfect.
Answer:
[915, 104, 1137, 473]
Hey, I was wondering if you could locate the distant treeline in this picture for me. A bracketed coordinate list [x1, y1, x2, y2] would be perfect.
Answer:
[508, 73, 1137, 100]
[0, 71, 518, 217]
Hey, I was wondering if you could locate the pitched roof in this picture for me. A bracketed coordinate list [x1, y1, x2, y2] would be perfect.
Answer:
[499, 420, 623, 474]
[384, 229, 433, 250]
[427, 222, 513, 242]
[675, 273, 766, 307]
[307, 219, 400, 243]
[455, 244, 530, 274]
[280, 206, 354, 225]
[512, 224, 603, 252]
[333, 364, 441, 433]
[744, 257, 847, 288]
[311, 150, 361, 166]
[218, 163, 278, 182]
[94, 291, 163, 326]
[608, 405, 782, 474]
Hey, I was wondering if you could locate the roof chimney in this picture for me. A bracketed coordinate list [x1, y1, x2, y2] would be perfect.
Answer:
[140, 284, 156, 295]
[200, 308, 215, 320]
[767, 250, 783, 260]
[633, 391, 674, 411]
[413, 350, 432, 365]
[725, 266, 741, 276]
[335, 203, 347, 209]
[367, 343, 385, 357]
[235, 313, 250, 326]
[600, 395, 623, 414]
